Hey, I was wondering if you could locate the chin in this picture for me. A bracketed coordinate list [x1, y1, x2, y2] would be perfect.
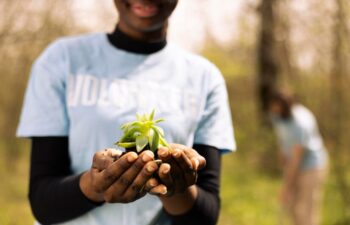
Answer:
[116, 0, 175, 33]
[120, 11, 169, 33]
[130, 20, 166, 33]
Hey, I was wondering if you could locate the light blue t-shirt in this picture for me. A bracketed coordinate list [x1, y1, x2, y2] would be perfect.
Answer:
[17, 33, 236, 225]
[272, 104, 328, 170]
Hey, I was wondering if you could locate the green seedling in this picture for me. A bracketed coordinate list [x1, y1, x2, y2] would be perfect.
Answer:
[115, 110, 171, 157]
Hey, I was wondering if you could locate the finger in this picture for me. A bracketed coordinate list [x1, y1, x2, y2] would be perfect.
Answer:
[107, 148, 123, 161]
[158, 163, 175, 196]
[157, 146, 171, 161]
[197, 153, 207, 170]
[123, 161, 159, 201]
[92, 152, 138, 193]
[196, 154, 206, 170]
[169, 143, 185, 150]
[172, 148, 193, 170]
[149, 184, 168, 196]
[92, 149, 122, 172]
[158, 163, 173, 186]
[104, 151, 154, 201]
[170, 144, 201, 169]
[172, 149, 197, 186]
[166, 157, 188, 193]
[183, 148, 206, 170]
[144, 178, 159, 192]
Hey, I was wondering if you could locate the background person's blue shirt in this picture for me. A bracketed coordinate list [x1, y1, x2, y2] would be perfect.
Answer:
[272, 104, 328, 170]
[17, 33, 236, 225]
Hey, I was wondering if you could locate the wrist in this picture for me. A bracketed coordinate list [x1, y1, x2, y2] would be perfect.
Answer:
[159, 185, 198, 215]
[79, 171, 105, 203]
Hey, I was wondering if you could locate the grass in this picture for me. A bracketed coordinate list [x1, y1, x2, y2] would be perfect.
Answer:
[219, 155, 281, 225]
[219, 154, 348, 225]
[0, 144, 33, 225]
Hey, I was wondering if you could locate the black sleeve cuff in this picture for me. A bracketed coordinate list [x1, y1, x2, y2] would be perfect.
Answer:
[164, 187, 220, 225]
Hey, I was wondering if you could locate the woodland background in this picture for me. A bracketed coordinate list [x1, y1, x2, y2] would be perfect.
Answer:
[0, 0, 350, 224]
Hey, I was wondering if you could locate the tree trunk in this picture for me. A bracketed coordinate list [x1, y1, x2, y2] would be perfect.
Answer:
[257, 0, 280, 113]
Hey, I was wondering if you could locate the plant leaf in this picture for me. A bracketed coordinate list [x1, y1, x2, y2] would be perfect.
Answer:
[116, 142, 136, 148]
[121, 121, 132, 130]
[159, 135, 171, 149]
[131, 121, 143, 127]
[148, 129, 154, 148]
[132, 131, 141, 139]
[136, 135, 148, 152]
[149, 109, 155, 121]
[119, 134, 131, 143]
[150, 127, 160, 152]
[153, 126, 164, 136]
[154, 118, 165, 124]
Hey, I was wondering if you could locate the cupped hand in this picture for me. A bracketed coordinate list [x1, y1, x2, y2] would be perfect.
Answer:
[80, 148, 160, 203]
[148, 144, 206, 197]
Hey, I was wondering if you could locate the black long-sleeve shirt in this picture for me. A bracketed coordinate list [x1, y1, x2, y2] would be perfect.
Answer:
[29, 137, 221, 225]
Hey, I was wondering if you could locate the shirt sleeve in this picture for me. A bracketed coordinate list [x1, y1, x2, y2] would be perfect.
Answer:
[294, 122, 315, 151]
[17, 40, 69, 137]
[193, 66, 236, 153]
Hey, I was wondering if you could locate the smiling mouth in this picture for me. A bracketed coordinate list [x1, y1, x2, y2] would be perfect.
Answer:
[128, 1, 160, 18]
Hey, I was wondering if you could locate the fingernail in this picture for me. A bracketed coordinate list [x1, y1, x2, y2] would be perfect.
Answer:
[159, 149, 167, 157]
[150, 179, 158, 187]
[173, 150, 181, 158]
[127, 154, 137, 163]
[146, 164, 156, 173]
[142, 152, 153, 162]
[111, 149, 123, 157]
[158, 185, 168, 195]
[154, 159, 162, 166]
[194, 159, 199, 169]
[162, 166, 170, 174]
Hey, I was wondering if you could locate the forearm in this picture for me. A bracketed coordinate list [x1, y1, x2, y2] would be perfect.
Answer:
[30, 173, 103, 224]
[160, 185, 198, 215]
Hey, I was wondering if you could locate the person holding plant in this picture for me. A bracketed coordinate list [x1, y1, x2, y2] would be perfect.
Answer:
[268, 90, 328, 225]
[17, 1, 235, 225]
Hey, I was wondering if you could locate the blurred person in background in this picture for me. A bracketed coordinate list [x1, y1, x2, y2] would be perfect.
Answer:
[268, 90, 328, 225]
[16, 0, 235, 225]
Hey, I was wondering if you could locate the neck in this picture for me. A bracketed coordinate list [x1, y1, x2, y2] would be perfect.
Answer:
[107, 24, 167, 54]
[118, 21, 168, 42]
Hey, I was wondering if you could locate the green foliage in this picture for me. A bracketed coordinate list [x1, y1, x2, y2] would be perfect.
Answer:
[202, 44, 255, 78]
